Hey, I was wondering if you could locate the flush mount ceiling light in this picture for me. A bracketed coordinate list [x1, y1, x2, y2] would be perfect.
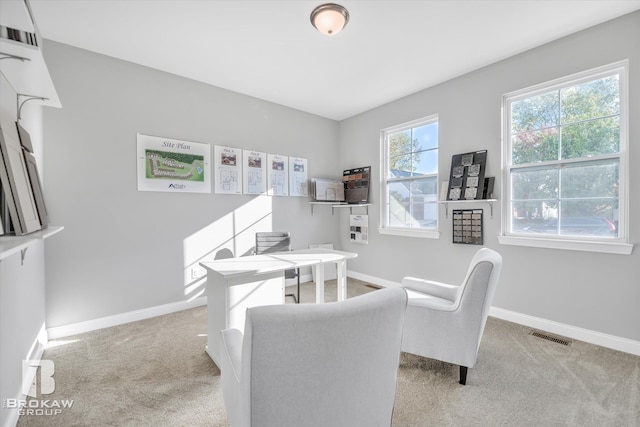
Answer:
[310, 3, 350, 36]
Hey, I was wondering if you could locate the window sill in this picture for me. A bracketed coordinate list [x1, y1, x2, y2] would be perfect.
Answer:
[378, 227, 440, 239]
[498, 235, 633, 255]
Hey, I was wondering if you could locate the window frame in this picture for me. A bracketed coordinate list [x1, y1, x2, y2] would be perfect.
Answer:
[379, 114, 440, 239]
[499, 60, 632, 255]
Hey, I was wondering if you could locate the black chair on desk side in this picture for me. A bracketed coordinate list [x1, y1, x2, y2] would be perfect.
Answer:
[255, 231, 300, 304]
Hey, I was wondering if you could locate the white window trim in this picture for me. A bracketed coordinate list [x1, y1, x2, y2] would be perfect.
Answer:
[378, 227, 440, 239]
[497, 235, 633, 255]
[500, 60, 632, 255]
[379, 114, 439, 239]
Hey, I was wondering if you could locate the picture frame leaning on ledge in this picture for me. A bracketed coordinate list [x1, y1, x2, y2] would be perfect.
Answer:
[0, 115, 43, 235]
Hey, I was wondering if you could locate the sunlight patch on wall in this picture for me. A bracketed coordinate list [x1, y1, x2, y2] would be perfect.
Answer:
[182, 196, 273, 300]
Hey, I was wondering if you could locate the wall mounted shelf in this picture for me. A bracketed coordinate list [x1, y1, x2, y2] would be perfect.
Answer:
[309, 202, 371, 215]
[0, 225, 63, 261]
[0, 0, 61, 110]
[438, 199, 497, 219]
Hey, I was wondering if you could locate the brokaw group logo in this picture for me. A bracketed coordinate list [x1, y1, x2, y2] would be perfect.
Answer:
[2, 360, 74, 417]
[168, 183, 186, 189]
[24, 360, 55, 398]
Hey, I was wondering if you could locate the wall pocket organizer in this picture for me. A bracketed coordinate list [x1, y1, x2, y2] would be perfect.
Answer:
[452, 209, 483, 245]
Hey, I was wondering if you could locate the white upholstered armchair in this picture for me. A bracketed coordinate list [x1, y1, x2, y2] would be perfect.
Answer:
[400, 248, 502, 385]
[219, 287, 408, 427]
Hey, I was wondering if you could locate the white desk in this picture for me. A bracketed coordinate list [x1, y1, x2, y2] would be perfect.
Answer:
[200, 248, 357, 365]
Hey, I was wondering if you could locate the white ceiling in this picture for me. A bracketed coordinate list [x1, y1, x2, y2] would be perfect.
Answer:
[28, 0, 640, 121]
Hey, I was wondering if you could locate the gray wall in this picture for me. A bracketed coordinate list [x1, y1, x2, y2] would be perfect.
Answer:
[338, 11, 640, 342]
[42, 12, 639, 344]
[42, 41, 340, 328]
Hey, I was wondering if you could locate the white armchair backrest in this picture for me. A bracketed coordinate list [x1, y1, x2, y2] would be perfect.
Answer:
[457, 248, 502, 352]
[460, 248, 502, 289]
[236, 287, 407, 427]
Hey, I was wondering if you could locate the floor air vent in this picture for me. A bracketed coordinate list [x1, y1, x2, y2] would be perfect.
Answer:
[529, 330, 572, 346]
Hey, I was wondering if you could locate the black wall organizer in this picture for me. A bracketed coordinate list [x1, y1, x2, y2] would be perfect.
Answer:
[452, 209, 483, 245]
[342, 166, 370, 204]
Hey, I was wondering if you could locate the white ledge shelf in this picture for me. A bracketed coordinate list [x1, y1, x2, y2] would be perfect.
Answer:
[309, 202, 372, 215]
[0, 225, 64, 261]
[438, 199, 497, 218]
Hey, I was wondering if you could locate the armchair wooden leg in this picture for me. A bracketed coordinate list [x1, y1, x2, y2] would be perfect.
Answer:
[459, 366, 468, 385]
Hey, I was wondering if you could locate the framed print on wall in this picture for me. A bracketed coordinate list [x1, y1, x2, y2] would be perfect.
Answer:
[214, 145, 243, 194]
[267, 154, 289, 196]
[289, 157, 308, 197]
[137, 133, 211, 193]
[242, 150, 267, 195]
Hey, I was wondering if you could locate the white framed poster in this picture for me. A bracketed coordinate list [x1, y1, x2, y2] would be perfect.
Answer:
[349, 215, 369, 244]
[267, 154, 289, 196]
[214, 145, 243, 194]
[289, 157, 308, 197]
[242, 150, 266, 195]
[137, 133, 210, 193]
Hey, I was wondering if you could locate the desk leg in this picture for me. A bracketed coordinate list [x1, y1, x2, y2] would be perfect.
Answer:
[315, 262, 324, 304]
[206, 271, 284, 365]
[337, 259, 347, 301]
[205, 275, 226, 367]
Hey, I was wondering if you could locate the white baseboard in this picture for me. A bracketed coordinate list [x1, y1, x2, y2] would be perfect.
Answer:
[26, 322, 48, 364]
[43, 272, 321, 340]
[347, 270, 401, 289]
[46, 277, 309, 341]
[348, 270, 640, 357]
[3, 406, 20, 427]
[45, 271, 640, 357]
[489, 307, 640, 356]
[47, 297, 207, 340]
[3, 323, 48, 427]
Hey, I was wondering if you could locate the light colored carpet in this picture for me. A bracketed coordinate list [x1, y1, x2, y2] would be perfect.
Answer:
[17, 279, 640, 426]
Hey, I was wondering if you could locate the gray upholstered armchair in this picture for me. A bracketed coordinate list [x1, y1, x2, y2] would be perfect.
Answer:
[219, 287, 408, 427]
[400, 248, 502, 385]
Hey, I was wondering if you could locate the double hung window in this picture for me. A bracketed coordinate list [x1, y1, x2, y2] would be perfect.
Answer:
[501, 61, 630, 254]
[380, 115, 439, 237]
